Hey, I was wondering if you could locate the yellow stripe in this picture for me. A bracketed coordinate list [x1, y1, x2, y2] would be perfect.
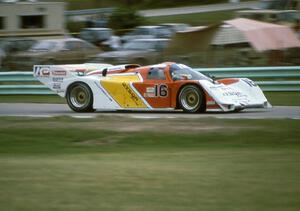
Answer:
[104, 75, 141, 82]
[100, 74, 147, 108]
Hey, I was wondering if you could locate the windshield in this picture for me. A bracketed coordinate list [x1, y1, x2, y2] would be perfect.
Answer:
[30, 41, 57, 51]
[123, 40, 156, 50]
[133, 28, 152, 35]
[170, 63, 212, 81]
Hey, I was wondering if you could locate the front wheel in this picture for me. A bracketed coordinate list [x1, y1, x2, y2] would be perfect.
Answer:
[66, 82, 95, 112]
[178, 85, 205, 113]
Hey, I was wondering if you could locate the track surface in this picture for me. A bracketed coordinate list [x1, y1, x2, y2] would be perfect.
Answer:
[0, 103, 299, 119]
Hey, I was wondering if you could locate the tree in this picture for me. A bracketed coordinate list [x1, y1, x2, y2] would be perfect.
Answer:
[108, 7, 145, 31]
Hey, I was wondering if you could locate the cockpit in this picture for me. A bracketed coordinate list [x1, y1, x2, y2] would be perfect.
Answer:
[169, 63, 212, 82]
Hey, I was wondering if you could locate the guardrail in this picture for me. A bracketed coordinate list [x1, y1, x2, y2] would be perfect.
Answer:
[65, 7, 115, 16]
[0, 66, 300, 95]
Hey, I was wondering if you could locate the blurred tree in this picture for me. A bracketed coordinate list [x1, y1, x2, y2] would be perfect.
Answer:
[108, 7, 145, 31]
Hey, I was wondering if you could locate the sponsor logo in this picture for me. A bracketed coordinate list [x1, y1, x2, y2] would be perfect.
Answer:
[122, 82, 139, 106]
[52, 70, 67, 76]
[223, 91, 243, 97]
[144, 87, 156, 98]
[34, 66, 50, 77]
[52, 83, 61, 90]
[56, 90, 65, 93]
[52, 77, 64, 83]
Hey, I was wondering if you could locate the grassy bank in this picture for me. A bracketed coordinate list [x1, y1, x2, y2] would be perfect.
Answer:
[147, 10, 235, 26]
[62, 0, 231, 10]
[0, 95, 65, 104]
[0, 116, 299, 210]
[264, 92, 300, 106]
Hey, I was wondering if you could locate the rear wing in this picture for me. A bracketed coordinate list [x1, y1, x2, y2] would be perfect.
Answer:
[33, 63, 112, 96]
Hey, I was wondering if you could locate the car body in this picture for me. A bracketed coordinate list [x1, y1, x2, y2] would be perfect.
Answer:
[79, 28, 112, 44]
[0, 38, 37, 68]
[159, 23, 190, 34]
[121, 26, 172, 43]
[6, 38, 100, 70]
[79, 27, 120, 51]
[0, 48, 5, 68]
[33, 62, 271, 113]
[0, 38, 37, 55]
[90, 38, 169, 65]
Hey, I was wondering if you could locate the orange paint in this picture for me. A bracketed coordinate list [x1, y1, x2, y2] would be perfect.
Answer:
[217, 78, 239, 85]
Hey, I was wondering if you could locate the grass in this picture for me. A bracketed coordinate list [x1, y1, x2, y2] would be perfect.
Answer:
[147, 10, 236, 26]
[0, 95, 65, 104]
[61, 0, 232, 10]
[264, 92, 300, 106]
[0, 116, 299, 210]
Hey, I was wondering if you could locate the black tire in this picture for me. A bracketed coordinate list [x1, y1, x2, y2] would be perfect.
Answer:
[178, 85, 205, 113]
[66, 82, 95, 112]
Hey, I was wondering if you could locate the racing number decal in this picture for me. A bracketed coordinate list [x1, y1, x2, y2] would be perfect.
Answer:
[145, 84, 168, 98]
[156, 84, 168, 97]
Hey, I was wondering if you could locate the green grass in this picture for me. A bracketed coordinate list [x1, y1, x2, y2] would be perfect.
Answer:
[147, 10, 236, 26]
[0, 95, 65, 104]
[62, 0, 231, 10]
[264, 92, 300, 106]
[0, 116, 299, 211]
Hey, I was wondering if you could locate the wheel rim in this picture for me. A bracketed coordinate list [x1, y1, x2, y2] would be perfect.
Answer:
[180, 87, 201, 111]
[69, 85, 90, 108]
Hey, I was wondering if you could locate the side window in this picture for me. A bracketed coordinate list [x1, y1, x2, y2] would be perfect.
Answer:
[64, 41, 79, 51]
[0, 17, 5, 30]
[147, 68, 166, 80]
[81, 41, 96, 50]
[156, 41, 168, 51]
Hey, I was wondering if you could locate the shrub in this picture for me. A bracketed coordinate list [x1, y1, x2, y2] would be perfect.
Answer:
[108, 7, 145, 31]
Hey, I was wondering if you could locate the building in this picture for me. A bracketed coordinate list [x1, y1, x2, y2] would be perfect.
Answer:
[0, 0, 65, 39]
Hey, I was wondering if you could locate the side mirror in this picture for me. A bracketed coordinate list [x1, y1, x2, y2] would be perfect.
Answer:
[102, 68, 108, 77]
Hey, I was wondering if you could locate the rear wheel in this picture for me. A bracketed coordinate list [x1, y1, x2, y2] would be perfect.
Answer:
[66, 82, 94, 112]
[178, 85, 205, 113]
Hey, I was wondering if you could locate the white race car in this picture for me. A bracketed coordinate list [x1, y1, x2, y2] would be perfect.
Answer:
[33, 62, 271, 112]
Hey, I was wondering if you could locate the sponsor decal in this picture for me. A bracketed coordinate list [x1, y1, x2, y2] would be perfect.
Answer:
[122, 82, 140, 106]
[144, 87, 156, 98]
[52, 83, 61, 90]
[52, 70, 67, 76]
[52, 77, 64, 82]
[34, 66, 50, 77]
[222, 91, 243, 97]
[100, 79, 147, 108]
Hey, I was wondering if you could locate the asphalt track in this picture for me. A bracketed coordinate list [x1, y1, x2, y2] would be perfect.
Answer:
[0, 103, 299, 119]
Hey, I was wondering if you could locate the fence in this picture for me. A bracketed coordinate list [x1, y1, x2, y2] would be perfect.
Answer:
[0, 66, 300, 95]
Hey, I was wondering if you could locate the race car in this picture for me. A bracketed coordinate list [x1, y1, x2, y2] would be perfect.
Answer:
[33, 62, 271, 113]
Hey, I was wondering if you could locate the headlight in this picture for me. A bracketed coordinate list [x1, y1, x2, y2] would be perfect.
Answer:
[242, 78, 257, 87]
